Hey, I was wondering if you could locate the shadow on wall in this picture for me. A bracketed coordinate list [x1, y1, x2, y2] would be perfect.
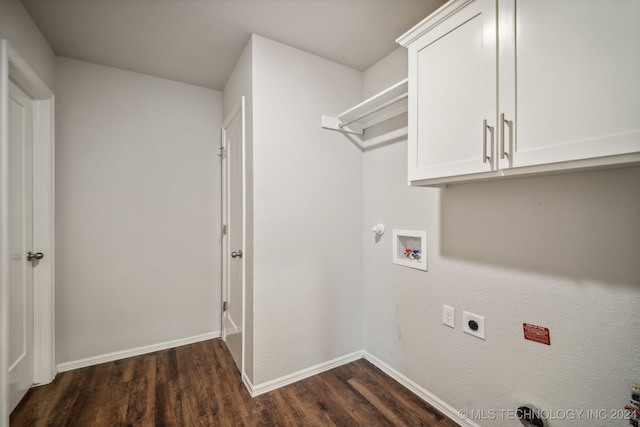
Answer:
[440, 166, 640, 289]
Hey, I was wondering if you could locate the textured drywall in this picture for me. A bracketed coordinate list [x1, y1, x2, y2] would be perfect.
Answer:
[250, 35, 364, 385]
[55, 58, 222, 364]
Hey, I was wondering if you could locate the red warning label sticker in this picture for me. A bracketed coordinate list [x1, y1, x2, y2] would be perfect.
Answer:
[523, 323, 551, 345]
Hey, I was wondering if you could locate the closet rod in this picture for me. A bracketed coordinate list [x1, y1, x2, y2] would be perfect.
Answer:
[338, 92, 408, 129]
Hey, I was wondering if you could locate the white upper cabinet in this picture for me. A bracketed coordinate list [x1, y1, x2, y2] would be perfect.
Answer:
[402, 0, 499, 183]
[398, 0, 640, 186]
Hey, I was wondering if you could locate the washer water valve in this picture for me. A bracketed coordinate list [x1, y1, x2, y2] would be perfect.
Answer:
[404, 249, 421, 260]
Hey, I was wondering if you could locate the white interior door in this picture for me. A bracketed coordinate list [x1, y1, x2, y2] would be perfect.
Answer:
[8, 80, 35, 413]
[221, 98, 245, 371]
[1, 41, 55, 424]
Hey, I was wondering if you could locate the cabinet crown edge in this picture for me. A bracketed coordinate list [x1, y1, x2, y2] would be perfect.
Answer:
[396, 0, 475, 47]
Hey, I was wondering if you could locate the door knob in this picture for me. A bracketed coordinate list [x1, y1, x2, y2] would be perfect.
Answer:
[231, 250, 243, 259]
[27, 251, 44, 261]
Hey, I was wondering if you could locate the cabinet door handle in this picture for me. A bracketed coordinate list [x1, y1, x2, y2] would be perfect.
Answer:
[500, 113, 513, 160]
[483, 120, 493, 164]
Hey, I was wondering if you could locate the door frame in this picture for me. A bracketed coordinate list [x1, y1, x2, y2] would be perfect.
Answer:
[220, 97, 246, 380]
[0, 39, 55, 421]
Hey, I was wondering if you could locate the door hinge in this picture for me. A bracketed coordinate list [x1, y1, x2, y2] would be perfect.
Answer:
[222, 301, 227, 312]
[222, 224, 227, 235]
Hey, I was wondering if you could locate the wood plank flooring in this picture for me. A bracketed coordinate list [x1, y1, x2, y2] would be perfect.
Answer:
[11, 339, 457, 426]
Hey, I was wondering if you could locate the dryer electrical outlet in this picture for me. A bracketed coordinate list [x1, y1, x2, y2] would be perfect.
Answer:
[463, 311, 485, 340]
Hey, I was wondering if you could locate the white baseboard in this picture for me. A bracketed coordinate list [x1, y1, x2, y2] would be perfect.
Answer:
[242, 371, 255, 394]
[56, 331, 221, 373]
[248, 350, 364, 397]
[364, 351, 481, 427]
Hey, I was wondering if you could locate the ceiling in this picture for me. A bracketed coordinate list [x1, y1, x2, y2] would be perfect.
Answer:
[20, 0, 446, 91]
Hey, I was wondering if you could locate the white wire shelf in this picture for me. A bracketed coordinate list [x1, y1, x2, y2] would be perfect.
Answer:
[322, 78, 408, 135]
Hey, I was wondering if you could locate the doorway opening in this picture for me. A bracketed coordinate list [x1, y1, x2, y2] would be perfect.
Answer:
[220, 97, 246, 378]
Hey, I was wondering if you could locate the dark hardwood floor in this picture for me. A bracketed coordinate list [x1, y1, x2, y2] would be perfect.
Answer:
[11, 339, 457, 426]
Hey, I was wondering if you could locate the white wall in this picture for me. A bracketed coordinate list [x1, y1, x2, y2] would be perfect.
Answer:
[362, 50, 640, 426]
[250, 35, 364, 386]
[0, 0, 55, 90]
[55, 57, 223, 365]
[363, 47, 407, 99]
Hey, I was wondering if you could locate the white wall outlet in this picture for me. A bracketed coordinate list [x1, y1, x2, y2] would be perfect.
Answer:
[463, 311, 485, 340]
[442, 305, 455, 328]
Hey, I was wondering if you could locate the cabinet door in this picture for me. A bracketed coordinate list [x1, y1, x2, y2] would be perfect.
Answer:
[408, 0, 498, 182]
[500, 0, 640, 169]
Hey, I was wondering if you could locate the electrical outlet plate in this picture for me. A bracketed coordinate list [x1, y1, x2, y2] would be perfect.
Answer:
[463, 311, 485, 340]
[442, 305, 455, 328]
